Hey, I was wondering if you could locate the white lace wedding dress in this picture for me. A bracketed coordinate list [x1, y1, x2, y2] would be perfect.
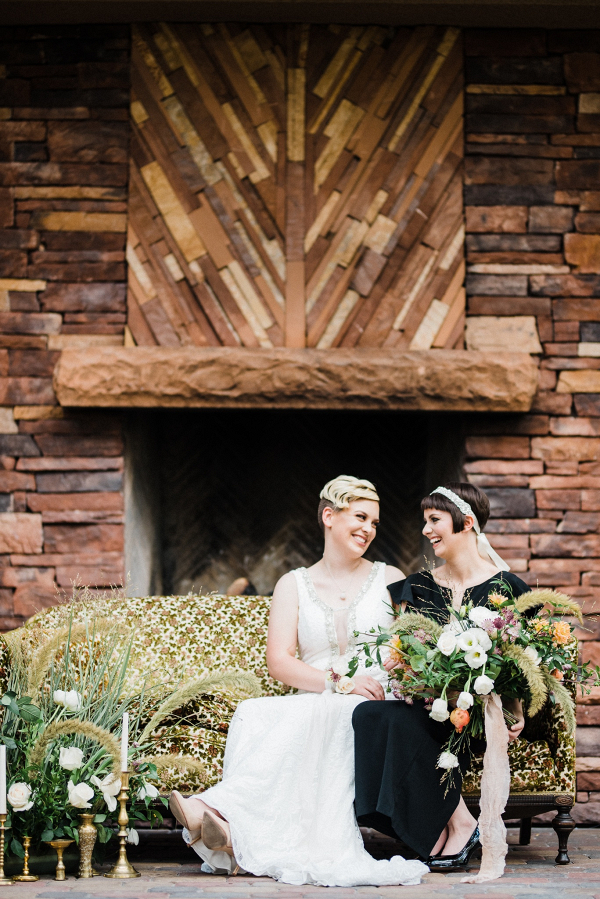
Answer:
[186, 562, 428, 886]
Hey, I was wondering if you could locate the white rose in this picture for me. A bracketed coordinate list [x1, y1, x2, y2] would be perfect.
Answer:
[430, 698, 449, 722]
[137, 782, 159, 801]
[474, 674, 495, 695]
[126, 827, 139, 845]
[457, 691, 474, 710]
[53, 690, 66, 706]
[68, 779, 94, 809]
[59, 746, 84, 771]
[524, 645, 541, 667]
[464, 648, 488, 669]
[7, 782, 33, 812]
[335, 676, 355, 694]
[436, 631, 457, 656]
[91, 773, 121, 812]
[457, 628, 492, 652]
[469, 607, 496, 627]
[64, 690, 82, 712]
[438, 751, 459, 770]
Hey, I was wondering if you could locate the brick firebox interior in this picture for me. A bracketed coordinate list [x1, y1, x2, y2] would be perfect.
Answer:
[0, 25, 600, 820]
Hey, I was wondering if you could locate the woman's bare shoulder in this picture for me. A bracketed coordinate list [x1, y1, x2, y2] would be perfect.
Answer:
[384, 564, 405, 586]
[272, 570, 299, 604]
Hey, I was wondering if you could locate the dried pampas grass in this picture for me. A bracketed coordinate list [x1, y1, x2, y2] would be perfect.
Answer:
[141, 753, 207, 782]
[502, 644, 549, 716]
[515, 589, 583, 624]
[139, 671, 262, 744]
[540, 667, 576, 735]
[29, 719, 121, 775]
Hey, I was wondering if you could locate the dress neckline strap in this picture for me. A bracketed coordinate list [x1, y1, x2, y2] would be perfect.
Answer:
[299, 561, 383, 614]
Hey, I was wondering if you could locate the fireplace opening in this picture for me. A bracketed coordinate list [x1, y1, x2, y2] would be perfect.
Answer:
[124, 410, 465, 597]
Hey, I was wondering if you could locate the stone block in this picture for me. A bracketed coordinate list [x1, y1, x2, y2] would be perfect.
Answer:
[33, 435, 123, 457]
[465, 206, 527, 233]
[8, 350, 58, 378]
[550, 416, 600, 436]
[583, 571, 600, 585]
[486, 487, 536, 518]
[555, 321, 582, 341]
[56, 565, 124, 587]
[557, 160, 600, 189]
[575, 394, 600, 416]
[565, 53, 600, 92]
[532, 436, 600, 462]
[467, 297, 551, 315]
[578, 768, 600, 784]
[532, 275, 600, 297]
[465, 436, 530, 459]
[47, 121, 129, 164]
[554, 299, 600, 320]
[536, 490, 581, 510]
[464, 29, 547, 56]
[558, 511, 600, 532]
[466, 113, 574, 134]
[43, 523, 123, 554]
[0, 471, 35, 491]
[565, 234, 600, 273]
[464, 185, 555, 206]
[467, 94, 575, 116]
[13, 581, 57, 618]
[35, 471, 123, 493]
[531, 533, 600, 557]
[558, 371, 600, 393]
[582, 324, 600, 342]
[465, 316, 542, 353]
[465, 274, 528, 296]
[576, 212, 600, 233]
[0, 513, 42, 554]
[0, 435, 39, 457]
[18, 457, 122, 471]
[464, 156, 554, 186]
[0, 162, 128, 188]
[530, 392, 573, 415]
[0, 312, 60, 335]
[529, 205, 574, 234]
[578, 727, 600, 758]
[467, 234, 561, 252]
[583, 489, 600, 510]
[465, 56, 563, 85]
[27, 492, 123, 511]
[465, 460, 543, 475]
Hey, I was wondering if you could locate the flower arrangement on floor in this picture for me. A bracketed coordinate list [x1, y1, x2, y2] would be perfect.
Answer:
[357, 586, 598, 785]
[0, 589, 261, 865]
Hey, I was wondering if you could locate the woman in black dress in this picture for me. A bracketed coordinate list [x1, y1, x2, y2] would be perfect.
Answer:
[352, 483, 528, 870]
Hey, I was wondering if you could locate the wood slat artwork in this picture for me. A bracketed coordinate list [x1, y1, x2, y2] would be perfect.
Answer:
[127, 23, 465, 350]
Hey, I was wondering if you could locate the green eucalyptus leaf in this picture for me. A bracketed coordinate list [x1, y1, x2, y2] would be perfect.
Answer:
[94, 814, 107, 823]
[41, 829, 54, 842]
[11, 839, 24, 859]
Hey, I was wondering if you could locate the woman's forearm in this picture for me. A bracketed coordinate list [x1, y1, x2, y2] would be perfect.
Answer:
[267, 654, 329, 693]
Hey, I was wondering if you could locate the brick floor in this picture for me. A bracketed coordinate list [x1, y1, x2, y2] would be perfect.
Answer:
[6, 827, 600, 899]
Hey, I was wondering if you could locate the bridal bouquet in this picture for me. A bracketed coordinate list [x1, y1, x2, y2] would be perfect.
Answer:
[357, 586, 598, 784]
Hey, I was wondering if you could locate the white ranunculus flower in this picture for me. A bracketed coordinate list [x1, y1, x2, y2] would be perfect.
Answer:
[137, 782, 159, 801]
[438, 751, 459, 769]
[59, 746, 84, 771]
[7, 782, 33, 812]
[336, 676, 355, 694]
[474, 674, 495, 695]
[436, 631, 457, 656]
[64, 690, 82, 712]
[457, 691, 474, 710]
[126, 827, 139, 845]
[430, 698, 449, 722]
[91, 773, 121, 812]
[53, 690, 66, 706]
[469, 607, 496, 627]
[457, 628, 492, 653]
[464, 648, 488, 669]
[68, 779, 94, 809]
[523, 645, 541, 667]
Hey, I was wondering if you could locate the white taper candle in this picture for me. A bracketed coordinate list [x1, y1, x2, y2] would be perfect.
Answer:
[0, 744, 6, 815]
[120, 712, 129, 773]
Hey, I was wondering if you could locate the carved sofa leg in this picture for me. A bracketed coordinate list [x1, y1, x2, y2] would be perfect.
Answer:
[519, 818, 532, 846]
[552, 795, 575, 865]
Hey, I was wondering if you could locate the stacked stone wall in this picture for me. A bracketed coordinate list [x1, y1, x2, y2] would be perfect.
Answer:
[0, 27, 129, 627]
[463, 28, 600, 820]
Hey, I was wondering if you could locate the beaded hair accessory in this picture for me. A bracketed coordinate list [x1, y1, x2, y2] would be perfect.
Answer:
[431, 486, 510, 572]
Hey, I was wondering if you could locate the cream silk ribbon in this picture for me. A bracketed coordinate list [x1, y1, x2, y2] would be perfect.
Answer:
[461, 692, 510, 884]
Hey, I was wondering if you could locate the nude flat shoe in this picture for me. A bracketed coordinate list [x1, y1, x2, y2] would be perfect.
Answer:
[169, 790, 204, 845]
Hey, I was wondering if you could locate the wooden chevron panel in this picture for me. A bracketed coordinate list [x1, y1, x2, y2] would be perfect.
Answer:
[127, 23, 465, 350]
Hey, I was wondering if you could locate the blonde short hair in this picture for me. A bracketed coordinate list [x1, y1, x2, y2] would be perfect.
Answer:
[318, 475, 379, 530]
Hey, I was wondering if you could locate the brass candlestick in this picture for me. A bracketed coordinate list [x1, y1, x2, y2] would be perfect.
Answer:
[0, 815, 13, 885]
[45, 838, 74, 881]
[13, 835, 39, 882]
[104, 770, 140, 879]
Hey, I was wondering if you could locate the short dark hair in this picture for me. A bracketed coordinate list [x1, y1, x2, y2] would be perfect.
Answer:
[421, 482, 490, 533]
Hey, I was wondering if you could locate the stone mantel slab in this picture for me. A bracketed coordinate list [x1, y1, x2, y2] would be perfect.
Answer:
[54, 348, 538, 412]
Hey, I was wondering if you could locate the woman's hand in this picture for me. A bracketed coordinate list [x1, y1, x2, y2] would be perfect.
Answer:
[350, 675, 385, 701]
[383, 657, 400, 672]
[505, 699, 525, 742]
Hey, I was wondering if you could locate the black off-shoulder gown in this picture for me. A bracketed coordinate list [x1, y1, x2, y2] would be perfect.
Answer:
[352, 570, 529, 860]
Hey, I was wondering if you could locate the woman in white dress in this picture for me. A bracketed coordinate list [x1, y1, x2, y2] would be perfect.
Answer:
[169, 475, 428, 887]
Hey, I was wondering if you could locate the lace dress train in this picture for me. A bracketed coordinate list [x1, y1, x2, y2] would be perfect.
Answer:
[185, 563, 427, 887]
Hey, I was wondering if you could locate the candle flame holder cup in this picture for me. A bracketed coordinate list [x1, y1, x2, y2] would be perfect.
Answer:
[13, 835, 39, 882]
[104, 771, 140, 879]
[0, 815, 13, 885]
[45, 838, 74, 881]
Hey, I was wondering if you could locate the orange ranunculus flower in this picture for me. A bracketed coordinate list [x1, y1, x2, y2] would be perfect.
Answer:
[488, 593, 504, 607]
[388, 635, 403, 666]
[551, 668, 564, 681]
[553, 621, 571, 645]
[450, 708, 470, 733]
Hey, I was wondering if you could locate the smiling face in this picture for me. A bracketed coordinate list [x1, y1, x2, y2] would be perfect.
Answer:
[422, 507, 474, 560]
[322, 499, 380, 559]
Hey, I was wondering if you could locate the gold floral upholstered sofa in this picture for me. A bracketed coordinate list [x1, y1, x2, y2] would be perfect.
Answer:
[0, 591, 577, 863]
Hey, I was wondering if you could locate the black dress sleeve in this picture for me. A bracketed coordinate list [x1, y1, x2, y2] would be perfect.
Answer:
[488, 571, 529, 599]
[387, 577, 417, 609]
